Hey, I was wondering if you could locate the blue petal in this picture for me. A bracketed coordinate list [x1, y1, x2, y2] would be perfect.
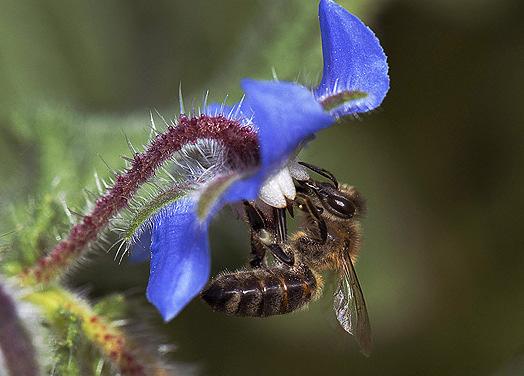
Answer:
[222, 80, 333, 203]
[129, 228, 151, 263]
[315, 0, 389, 116]
[146, 197, 210, 321]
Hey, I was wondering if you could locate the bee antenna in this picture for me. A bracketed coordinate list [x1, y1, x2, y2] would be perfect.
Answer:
[298, 161, 338, 188]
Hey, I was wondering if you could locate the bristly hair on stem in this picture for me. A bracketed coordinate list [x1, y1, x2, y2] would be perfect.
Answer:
[20, 114, 260, 285]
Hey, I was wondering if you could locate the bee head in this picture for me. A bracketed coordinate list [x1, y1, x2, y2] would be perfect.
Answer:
[297, 180, 366, 221]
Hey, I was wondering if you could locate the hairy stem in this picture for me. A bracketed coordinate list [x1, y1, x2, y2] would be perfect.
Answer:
[20, 115, 259, 284]
[25, 287, 156, 376]
[0, 282, 40, 376]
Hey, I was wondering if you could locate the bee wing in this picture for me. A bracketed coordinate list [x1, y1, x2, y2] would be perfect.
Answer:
[333, 253, 372, 356]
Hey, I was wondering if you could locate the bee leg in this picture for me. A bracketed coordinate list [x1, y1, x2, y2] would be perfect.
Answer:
[273, 207, 288, 243]
[265, 243, 294, 266]
[243, 201, 270, 268]
[249, 235, 266, 268]
[244, 201, 295, 266]
[243, 201, 266, 232]
[299, 194, 328, 244]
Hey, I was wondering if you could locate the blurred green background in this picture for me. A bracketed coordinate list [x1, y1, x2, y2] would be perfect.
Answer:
[1, 0, 523, 375]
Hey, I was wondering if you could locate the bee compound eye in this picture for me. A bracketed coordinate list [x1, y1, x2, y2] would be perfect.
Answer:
[326, 195, 356, 218]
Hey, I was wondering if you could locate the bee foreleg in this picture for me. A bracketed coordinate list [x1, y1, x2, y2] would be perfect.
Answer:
[298, 194, 328, 244]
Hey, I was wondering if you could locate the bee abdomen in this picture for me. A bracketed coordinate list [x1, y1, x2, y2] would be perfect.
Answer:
[201, 267, 317, 317]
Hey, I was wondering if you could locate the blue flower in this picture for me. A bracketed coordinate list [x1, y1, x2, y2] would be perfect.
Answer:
[139, 0, 389, 321]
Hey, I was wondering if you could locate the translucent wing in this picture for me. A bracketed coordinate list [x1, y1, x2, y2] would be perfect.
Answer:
[333, 252, 372, 356]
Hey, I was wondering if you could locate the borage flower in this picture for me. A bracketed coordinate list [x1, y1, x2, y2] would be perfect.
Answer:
[137, 0, 389, 321]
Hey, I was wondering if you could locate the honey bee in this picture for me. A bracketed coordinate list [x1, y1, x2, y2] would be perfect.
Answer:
[201, 162, 372, 355]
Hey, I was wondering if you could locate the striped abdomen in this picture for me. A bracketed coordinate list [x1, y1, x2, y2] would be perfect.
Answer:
[201, 267, 318, 317]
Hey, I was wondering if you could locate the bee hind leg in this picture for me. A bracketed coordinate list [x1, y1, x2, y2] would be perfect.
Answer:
[251, 241, 294, 267]
[243, 201, 294, 267]
[248, 234, 266, 268]
[243, 201, 269, 267]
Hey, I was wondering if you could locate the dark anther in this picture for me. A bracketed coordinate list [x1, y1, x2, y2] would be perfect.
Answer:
[286, 199, 295, 218]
